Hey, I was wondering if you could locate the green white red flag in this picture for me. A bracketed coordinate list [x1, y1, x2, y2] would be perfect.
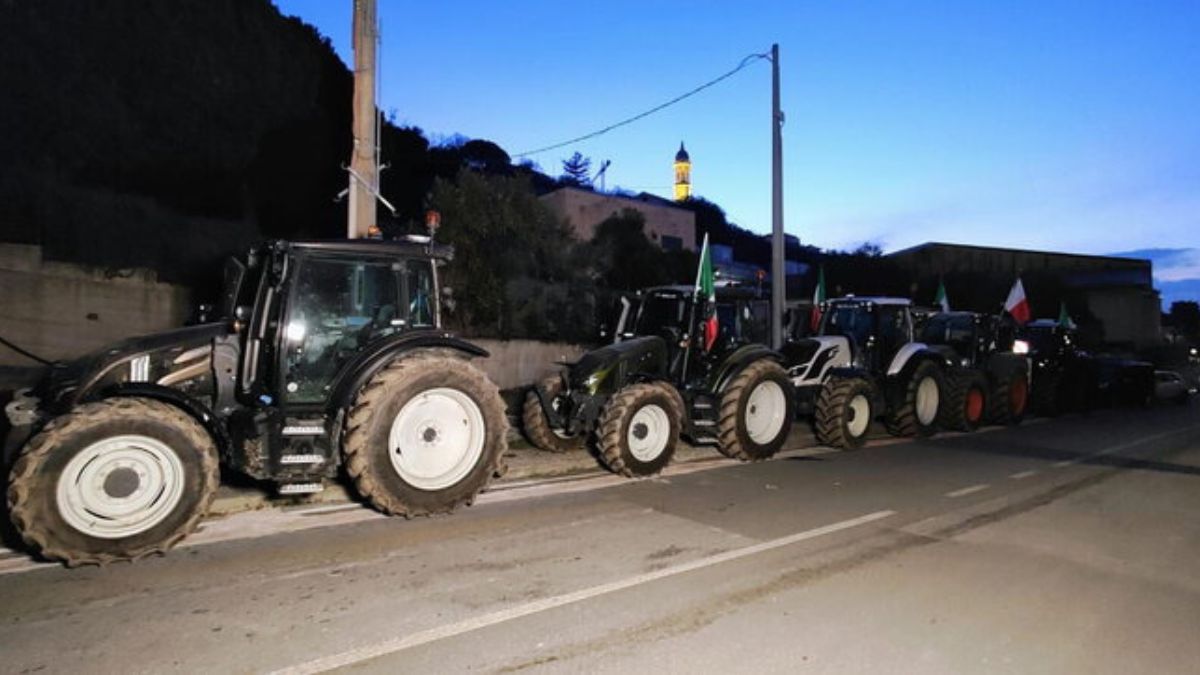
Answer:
[935, 278, 950, 312]
[1005, 278, 1030, 324]
[694, 233, 718, 351]
[810, 265, 826, 331]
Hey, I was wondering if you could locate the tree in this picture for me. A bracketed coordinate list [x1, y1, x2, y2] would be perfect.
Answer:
[429, 169, 580, 336]
[583, 209, 685, 291]
[560, 152, 592, 187]
[1169, 301, 1200, 341]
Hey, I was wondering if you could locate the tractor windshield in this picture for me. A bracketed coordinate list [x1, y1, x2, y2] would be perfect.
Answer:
[819, 303, 872, 348]
[633, 294, 687, 337]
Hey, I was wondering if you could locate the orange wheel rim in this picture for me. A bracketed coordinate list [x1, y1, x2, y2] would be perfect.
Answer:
[966, 388, 985, 422]
[1010, 378, 1028, 414]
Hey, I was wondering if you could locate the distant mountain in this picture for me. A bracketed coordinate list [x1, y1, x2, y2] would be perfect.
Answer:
[0, 0, 353, 285]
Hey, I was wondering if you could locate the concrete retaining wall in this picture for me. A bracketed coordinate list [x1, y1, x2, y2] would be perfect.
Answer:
[0, 244, 193, 366]
[471, 338, 588, 391]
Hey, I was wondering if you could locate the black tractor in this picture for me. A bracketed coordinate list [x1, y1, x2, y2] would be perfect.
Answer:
[522, 285, 794, 477]
[918, 312, 1030, 431]
[782, 297, 948, 450]
[5, 239, 509, 565]
[1018, 320, 1098, 416]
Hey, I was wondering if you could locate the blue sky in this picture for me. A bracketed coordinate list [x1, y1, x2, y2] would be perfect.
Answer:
[274, 1, 1199, 304]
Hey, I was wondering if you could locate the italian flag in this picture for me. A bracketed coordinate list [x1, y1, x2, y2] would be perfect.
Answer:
[694, 233, 718, 351]
[810, 265, 826, 331]
[934, 278, 950, 312]
[1005, 278, 1031, 324]
[1057, 301, 1076, 330]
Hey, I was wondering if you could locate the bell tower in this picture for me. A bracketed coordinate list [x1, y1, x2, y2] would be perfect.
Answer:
[673, 142, 691, 201]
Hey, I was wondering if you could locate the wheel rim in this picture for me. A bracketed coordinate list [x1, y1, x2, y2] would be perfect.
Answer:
[389, 388, 486, 491]
[55, 435, 186, 539]
[916, 376, 939, 426]
[1010, 377, 1028, 415]
[847, 393, 871, 438]
[627, 403, 670, 462]
[965, 387, 985, 422]
[745, 380, 787, 444]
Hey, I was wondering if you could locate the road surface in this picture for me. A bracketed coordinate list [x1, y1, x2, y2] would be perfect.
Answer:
[2, 403, 1198, 674]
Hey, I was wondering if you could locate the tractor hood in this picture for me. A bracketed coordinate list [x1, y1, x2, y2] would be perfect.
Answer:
[569, 336, 669, 396]
[35, 323, 231, 411]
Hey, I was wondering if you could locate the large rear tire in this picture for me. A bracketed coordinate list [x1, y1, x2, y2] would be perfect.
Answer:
[885, 360, 943, 438]
[7, 397, 219, 566]
[716, 360, 794, 461]
[940, 370, 988, 432]
[987, 368, 1029, 426]
[814, 376, 875, 450]
[343, 355, 508, 516]
[596, 383, 681, 477]
[521, 376, 585, 453]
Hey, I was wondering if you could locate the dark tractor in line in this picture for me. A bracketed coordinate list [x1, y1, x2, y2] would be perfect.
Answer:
[918, 311, 1031, 431]
[1019, 320, 1099, 416]
[782, 297, 948, 450]
[5, 239, 508, 565]
[522, 285, 794, 477]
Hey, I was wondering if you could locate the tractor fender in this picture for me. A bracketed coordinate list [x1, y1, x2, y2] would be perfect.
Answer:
[327, 330, 490, 413]
[709, 344, 785, 394]
[97, 382, 232, 459]
[886, 343, 946, 377]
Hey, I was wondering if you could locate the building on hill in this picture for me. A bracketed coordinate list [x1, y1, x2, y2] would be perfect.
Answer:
[887, 242, 1161, 348]
[539, 186, 696, 251]
[673, 142, 691, 201]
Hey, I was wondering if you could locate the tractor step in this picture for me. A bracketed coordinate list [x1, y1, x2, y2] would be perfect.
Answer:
[280, 454, 325, 465]
[279, 482, 324, 495]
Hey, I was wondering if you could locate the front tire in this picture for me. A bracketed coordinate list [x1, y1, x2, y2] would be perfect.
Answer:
[343, 355, 508, 516]
[886, 360, 943, 438]
[814, 376, 875, 450]
[521, 376, 585, 453]
[717, 360, 794, 461]
[7, 397, 219, 566]
[596, 383, 681, 477]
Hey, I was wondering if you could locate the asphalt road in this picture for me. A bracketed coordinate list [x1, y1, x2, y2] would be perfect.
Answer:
[2, 403, 1198, 674]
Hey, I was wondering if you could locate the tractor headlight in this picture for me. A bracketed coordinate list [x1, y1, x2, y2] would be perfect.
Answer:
[1013, 339, 1030, 355]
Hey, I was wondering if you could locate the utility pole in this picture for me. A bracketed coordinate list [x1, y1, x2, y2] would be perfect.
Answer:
[770, 43, 785, 349]
[348, 0, 378, 239]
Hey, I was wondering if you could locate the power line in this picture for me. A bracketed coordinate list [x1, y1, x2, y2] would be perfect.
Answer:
[513, 50, 770, 158]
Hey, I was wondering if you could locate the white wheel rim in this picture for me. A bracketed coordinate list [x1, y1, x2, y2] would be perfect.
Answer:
[916, 376, 939, 425]
[847, 393, 871, 438]
[745, 380, 787, 444]
[389, 388, 486, 491]
[627, 403, 670, 462]
[56, 435, 186, 539]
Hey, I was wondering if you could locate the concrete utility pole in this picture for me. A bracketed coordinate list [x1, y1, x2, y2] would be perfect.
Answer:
[770, 43, 785, 349]
[348, 0, 378, 239]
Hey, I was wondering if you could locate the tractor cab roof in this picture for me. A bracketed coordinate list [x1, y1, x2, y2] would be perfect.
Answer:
[637, 284, 763, 302]
[283, 238, 455, 262]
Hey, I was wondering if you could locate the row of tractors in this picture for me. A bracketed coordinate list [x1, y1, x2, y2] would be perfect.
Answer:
[520, 284, 1156, 473]
[2, 239, 1155, 566]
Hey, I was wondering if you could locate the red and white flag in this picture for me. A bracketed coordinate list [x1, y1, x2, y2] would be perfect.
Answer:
[1005, 278, 1031, 324]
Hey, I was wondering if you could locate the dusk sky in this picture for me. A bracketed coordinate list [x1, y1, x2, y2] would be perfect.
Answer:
[274, 1, 1199, 304]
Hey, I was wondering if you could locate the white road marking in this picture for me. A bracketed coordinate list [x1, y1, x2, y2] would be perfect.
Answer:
[945, 484, 990, 498]
[268, 509, 897, 675]
[1009, 470, 1038, 480]
[1053, 460, 1074, 468]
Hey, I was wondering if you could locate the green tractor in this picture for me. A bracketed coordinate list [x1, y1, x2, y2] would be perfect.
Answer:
[522, 285, 794, 477]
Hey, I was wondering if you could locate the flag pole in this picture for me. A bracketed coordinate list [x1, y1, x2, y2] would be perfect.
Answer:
[681, 233, 709, 382]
